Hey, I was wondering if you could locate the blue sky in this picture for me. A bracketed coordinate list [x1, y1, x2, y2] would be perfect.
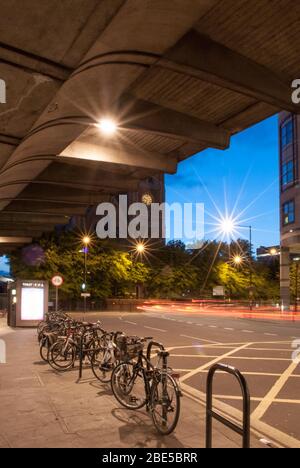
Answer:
[0, 256, 9, 273]
[165, 114, 280, 250]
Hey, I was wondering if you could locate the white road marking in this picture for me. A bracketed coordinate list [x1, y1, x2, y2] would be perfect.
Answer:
[209, 325, 217, 328]
[252, 361, 299, 421]
[224, 328, 234, 331]
[242, 330, 254, 333]
[180, 342, 251, 383]
[144, 326, 166, 333]
[210, 395, 300, 405]
[180, 334, 220, 344]
[264, 333, 278, 337]
[124, 321, 137, 325]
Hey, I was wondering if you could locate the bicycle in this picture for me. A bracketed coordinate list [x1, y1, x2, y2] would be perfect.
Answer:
[48, 321, 104, 371]
[39, 317, 75, 362]
[91, 331, 123, 383]
[111, 337, 182, 435]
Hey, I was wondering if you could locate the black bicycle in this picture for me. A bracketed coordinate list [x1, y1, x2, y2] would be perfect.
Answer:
[111, 337, 182, 435]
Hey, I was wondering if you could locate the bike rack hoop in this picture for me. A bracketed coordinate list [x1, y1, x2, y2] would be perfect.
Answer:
[146, 340, 165, 370]
[206, 363, 251, 449]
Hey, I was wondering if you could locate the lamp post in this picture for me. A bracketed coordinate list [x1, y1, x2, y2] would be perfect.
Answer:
[82, 236, 91, 313]
[132, 242, 146, 299]
[220, 219, 253, 310]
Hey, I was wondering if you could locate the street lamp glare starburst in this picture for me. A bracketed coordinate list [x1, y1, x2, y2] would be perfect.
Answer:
[220, 217, 236, 235]
[233, 255, 243, 265]
[96, 118, 118, 136]
[82, 235, 91, 246]
[136, 243, 146, 254]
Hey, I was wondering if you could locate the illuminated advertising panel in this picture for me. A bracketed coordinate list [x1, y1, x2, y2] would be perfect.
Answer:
[20, 282, 45, 321]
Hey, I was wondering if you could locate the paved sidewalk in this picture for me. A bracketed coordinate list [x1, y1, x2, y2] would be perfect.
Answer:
[0, 324, 265, 448]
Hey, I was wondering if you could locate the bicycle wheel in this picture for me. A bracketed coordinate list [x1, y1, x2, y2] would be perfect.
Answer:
[49, 340, 76, 371]
[150, 373, 181, 435]
[111, 362, 146, 409]
[39, 339, 49, 362]
[91, 346, 116, 383]
[86, 333, 105, 363]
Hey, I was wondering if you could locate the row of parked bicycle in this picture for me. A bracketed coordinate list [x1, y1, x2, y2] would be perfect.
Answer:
[37, 311, 182, 435]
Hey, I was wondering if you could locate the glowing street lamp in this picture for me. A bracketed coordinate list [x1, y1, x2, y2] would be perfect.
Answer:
[136, 243, 145, 254]
[82, 235, 91, 246]
[220, 217, 235, 235]
[233, 255, 243, 265]
[96, 118, 118, 136]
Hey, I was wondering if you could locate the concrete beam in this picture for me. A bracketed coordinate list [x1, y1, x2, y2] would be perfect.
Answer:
[60, 132, 178, 173]
[0, 229, 43, 237]
[0, 42, 71, 81]
[0, 236, 32, 244]
[121, 95, 230, 149]
[18, 184, 111, 205]
[0, 134, 21, 147]
[0, 213, 69, 225]
[4, 203, 88, 217]
[163, 30, 299, 113]
[0, 223, 56, 231]
[39, 162, 141, 192]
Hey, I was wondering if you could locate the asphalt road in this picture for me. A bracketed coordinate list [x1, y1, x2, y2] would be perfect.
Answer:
[79, 308, 300, 448]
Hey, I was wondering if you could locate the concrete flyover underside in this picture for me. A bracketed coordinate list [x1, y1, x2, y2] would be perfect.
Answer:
[0, 0, 300, 251]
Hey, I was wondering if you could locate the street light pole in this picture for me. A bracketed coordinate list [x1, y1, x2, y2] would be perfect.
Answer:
[82, 236, 91, 314]
[84, 246, 87, 314]
[248, 225, 253, 311]
[220, 219, 253, 311]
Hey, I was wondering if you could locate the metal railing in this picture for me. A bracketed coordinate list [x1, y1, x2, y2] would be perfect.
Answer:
[206, 363, 251, 449]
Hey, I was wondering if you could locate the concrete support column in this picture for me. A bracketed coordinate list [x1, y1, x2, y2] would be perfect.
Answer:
[280, 246, 291, 310]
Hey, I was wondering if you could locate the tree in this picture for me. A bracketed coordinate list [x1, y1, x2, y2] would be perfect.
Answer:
[8, 232, 150, 300]
[8, 233, 280, 302]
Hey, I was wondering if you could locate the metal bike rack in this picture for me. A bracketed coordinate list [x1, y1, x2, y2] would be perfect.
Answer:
[78, 331, 87, 380]
[146, 340, 165, 370]
[78, 330, 96, 380]
[206, 363, 251, 449]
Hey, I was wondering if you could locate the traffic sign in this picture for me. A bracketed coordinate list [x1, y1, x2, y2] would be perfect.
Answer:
[213, 286, 225, 297]
[51, 275, 64, 287]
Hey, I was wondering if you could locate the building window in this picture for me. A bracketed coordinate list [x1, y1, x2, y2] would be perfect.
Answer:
[281, 119, 294, 149]
[283, 200, 295, 225]
[282, 160, 294, 187]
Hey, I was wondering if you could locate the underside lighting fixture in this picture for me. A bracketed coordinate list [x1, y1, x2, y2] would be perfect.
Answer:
[96, 118, 118, 136]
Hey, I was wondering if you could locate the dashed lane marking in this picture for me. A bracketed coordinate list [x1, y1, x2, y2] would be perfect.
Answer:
[144, 326, 167, 333]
